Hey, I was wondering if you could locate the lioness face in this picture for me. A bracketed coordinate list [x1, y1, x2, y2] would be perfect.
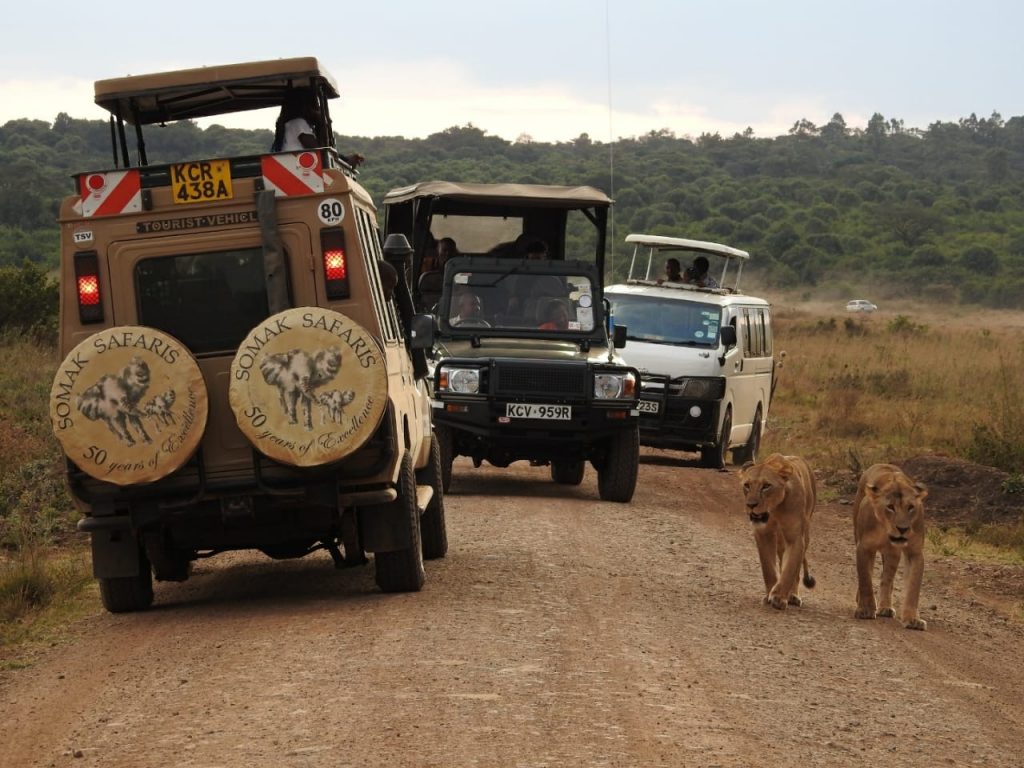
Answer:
[740, 464, 789, 525]
[868, 480, 927, 546]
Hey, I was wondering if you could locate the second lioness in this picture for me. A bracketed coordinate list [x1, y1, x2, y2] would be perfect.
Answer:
[853, 463, 929, 630]
[739, 453, 817, 609]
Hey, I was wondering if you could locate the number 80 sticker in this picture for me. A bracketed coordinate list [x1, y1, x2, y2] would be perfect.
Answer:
[317, 198, 346, 226]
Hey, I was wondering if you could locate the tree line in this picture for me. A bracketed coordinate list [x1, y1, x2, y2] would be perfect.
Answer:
[1, 109, 1023, 309]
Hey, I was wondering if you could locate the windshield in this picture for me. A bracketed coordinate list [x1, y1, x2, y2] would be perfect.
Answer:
[445, 270, 596, 333]
[609, 294, 721, 346]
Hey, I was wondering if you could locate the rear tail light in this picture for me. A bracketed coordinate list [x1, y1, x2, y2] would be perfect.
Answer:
[74, 251, 103, 323]
[320, 229, 350, 300]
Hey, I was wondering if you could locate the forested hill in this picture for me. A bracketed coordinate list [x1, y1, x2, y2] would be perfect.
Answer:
[2, 110, 1023, 308]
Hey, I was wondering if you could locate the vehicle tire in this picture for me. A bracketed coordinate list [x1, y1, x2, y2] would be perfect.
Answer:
[597, 426, 639, 503]
[98, 548, 154, 613]
[435, 424, 454, 493]
[374, 453, 426, 593]
[416, 435, 449, 560]
[551, 460, 585, 485]
[701, 407, 732, 469]
[49, 326, 209, 486]
[229, 307, 387, 468]
[732, 406, 762, 466]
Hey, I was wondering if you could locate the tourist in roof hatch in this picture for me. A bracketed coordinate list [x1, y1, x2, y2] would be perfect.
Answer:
[272, 87, 365, 168]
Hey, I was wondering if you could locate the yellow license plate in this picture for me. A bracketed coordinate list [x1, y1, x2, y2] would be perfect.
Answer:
[171, 160, 233, 204]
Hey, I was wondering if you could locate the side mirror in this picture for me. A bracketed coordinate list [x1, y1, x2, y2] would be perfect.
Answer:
[410, 313, 435, 350]
[613, 324, 628, 349]
[718, 324, 736, 366]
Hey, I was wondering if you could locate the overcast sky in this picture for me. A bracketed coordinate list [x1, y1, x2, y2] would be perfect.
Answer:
[2, 0, 1020, 143]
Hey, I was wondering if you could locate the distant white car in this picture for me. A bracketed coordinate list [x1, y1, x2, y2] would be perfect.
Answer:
[846, 299, 877, 313]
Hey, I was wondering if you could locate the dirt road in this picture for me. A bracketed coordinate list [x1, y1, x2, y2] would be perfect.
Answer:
[2, 452, 1023, 768]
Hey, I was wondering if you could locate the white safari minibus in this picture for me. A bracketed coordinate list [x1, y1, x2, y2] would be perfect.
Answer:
[605, 234, 777, 468]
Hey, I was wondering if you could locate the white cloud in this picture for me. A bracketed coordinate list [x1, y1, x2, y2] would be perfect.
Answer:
[0, 77, 106, 125]
[0, 62, 912, 144]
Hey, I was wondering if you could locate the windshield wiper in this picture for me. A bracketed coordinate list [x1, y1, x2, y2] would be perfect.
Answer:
[626, 336, 710, 348]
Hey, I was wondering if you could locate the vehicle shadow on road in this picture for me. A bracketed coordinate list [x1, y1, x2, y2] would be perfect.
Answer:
[144, 552, 386, 614]
[639, 450, 706, 469]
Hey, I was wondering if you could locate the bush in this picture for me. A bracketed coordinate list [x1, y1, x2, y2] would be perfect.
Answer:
[0, 261, 58, 342]
[887, 315, 928, 335]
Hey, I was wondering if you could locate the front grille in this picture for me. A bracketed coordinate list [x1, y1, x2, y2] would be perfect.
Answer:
[493, 361, 588, 397]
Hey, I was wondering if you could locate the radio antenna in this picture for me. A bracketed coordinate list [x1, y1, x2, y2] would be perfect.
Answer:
[605, 0, 616, 282]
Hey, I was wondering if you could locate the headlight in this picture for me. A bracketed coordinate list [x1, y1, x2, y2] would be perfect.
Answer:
[677, 377, 724, 399]
[439, 366, 480, 394]
[594, 372, 636, 399]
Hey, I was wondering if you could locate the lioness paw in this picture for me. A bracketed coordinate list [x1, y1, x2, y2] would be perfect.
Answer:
[877, 608, 896, 618]
[767, 594, 788, 611]
[787, 595, 802, 607]
[854, 607, 876, 620]
[904, 617, 927, 631]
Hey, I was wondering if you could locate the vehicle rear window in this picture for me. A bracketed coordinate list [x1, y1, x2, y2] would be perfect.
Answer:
[135, 247, 271, 354]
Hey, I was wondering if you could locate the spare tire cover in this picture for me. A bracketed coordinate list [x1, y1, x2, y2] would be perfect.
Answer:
[228, 307, 388, 467]
[49, 326, 209, 486]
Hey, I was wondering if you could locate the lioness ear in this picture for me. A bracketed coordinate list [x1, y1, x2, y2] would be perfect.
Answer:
[913, 482, 928, 500]
[774, 460, 794, 480]
[865, 482, 881, 499]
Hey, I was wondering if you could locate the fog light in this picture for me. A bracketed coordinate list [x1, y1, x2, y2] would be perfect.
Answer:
[689, 405, 702, 418]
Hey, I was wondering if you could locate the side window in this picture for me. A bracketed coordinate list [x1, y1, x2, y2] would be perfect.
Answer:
[751, 308, 764, 357]
[355, 207, 401, 343]
[741, 307, 770, 358]
[742, 308, 754, 357]
[762, 309, 773, 356]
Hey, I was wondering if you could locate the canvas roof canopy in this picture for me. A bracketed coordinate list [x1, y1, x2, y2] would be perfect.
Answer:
[383, 181, 613, 214]
[94, 57, 339, 126]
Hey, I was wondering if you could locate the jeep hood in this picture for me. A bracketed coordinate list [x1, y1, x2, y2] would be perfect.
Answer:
[434, 337, 622, 366]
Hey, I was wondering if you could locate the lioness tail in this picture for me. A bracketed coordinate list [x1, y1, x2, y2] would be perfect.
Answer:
[802, 558, 816, 589]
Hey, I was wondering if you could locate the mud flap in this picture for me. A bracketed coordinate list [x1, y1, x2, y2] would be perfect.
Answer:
[357, 502, 413, 553]
[90, 528, 143, 578]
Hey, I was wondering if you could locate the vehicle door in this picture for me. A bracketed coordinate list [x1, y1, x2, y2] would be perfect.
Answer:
[728, 306, 773, 441]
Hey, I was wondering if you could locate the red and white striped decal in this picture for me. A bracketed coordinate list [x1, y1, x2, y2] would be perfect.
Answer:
[76, 170, 142, 217]
[261, 152, 324, 196]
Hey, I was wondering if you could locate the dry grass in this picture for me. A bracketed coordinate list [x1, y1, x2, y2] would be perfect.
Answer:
[762, 305, 1024, 477]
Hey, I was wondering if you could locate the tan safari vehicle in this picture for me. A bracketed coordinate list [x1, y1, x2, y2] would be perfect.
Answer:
[50, 58, 445, 612]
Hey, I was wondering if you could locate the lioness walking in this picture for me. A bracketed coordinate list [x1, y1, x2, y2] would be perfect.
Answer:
[739, 453, 817, 610]
[853, 463, 929, 630]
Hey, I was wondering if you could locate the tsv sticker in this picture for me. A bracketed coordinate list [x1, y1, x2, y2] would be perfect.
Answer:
[317, 198, 345, 226]
[73, 230, 94, 244]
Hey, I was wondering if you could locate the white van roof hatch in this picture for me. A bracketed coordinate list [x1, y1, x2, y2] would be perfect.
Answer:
[624, 233, 749, 293]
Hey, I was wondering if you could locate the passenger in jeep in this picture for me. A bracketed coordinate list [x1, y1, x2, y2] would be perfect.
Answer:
[271, 87, 365, 168]
[538, 298, 572, 330]
[450, 292, 486, 325]
[272, 88, 322, 151]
